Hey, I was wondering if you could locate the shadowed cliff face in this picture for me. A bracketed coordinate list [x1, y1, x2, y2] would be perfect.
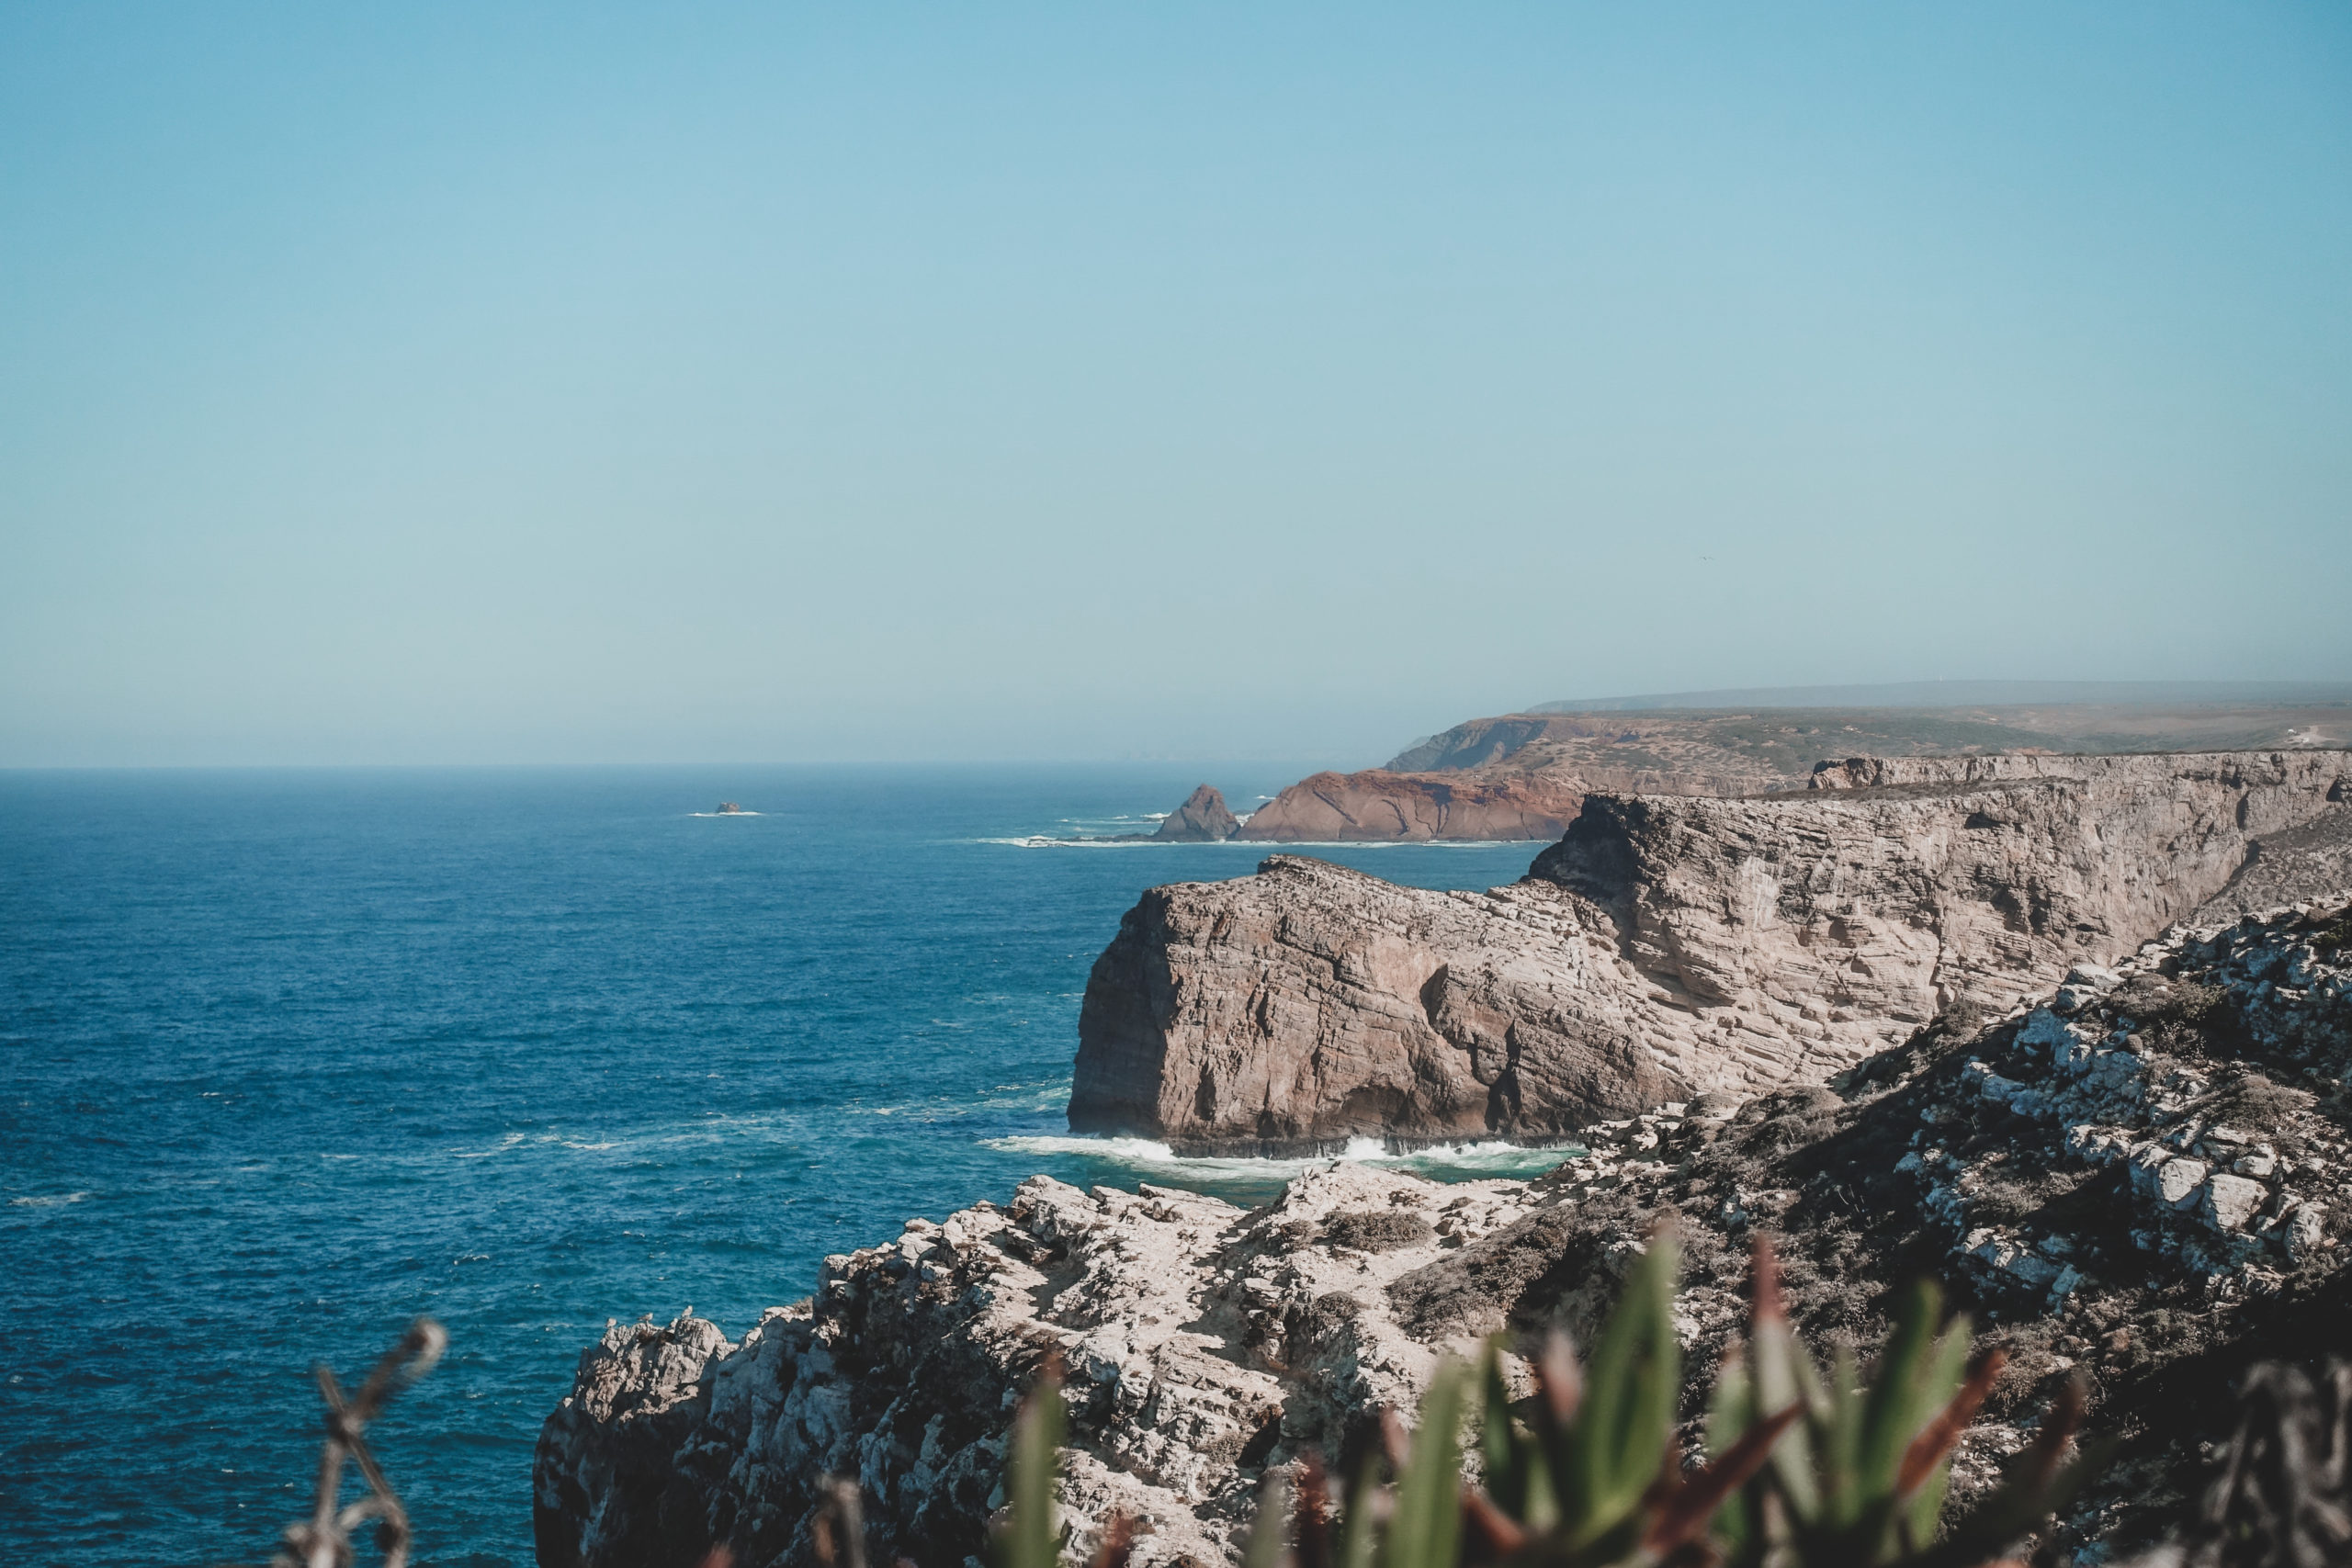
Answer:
[1069, 750, 2352, 1152]
[1069, 858, 1679, 1150]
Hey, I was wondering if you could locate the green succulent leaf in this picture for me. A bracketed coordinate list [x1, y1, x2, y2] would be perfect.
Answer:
[1560, 1233, 1681, 1548]
[1479, 1340, 1532, 1520]
[1385, 1359, 1468, 1568]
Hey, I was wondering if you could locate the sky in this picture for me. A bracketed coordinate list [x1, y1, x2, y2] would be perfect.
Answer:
[3, 4, 2348, 767]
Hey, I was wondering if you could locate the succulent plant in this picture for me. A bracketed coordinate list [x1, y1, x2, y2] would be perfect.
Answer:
[1707, 1237, 2103, 1568]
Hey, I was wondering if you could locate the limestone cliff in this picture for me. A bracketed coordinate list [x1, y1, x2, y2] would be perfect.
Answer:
[537, 901, 2352, 1568]
[1070, 750, 2352, 1152]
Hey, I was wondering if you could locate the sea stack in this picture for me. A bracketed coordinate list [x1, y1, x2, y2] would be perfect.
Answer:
[1150, 784, 1241, 841]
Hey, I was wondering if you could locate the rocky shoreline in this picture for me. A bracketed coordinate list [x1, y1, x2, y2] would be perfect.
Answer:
[537, 892, 2352, 1568]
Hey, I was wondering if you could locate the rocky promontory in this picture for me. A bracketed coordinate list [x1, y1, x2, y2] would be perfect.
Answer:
[1070, 750, 2351, 1152]
[537, 899, 2352, 1568]
[1234, 770, 1591, 842]
[1249, 696, 2352, 841]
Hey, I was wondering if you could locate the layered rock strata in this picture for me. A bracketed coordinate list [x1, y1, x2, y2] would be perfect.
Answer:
[1392, 898, 2352, 1563]
[1071, 750, 2350, 1152]
[1232, 768, 1763, 844]
[537, 902, 2352, 1568]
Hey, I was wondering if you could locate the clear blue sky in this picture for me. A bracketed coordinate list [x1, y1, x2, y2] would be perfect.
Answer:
[4, 3, 2348, 766]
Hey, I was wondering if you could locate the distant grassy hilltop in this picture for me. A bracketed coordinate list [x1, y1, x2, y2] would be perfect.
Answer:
[1230, 681, 2352, 842]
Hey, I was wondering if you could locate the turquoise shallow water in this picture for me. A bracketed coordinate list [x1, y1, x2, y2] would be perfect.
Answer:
[0, 765, 1561, 1565]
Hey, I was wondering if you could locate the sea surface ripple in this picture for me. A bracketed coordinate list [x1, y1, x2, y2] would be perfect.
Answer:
[0, 765, 1551, 1565]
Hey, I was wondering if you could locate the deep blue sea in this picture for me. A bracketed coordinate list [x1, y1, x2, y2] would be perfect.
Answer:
[0, 765, 1558, 1567]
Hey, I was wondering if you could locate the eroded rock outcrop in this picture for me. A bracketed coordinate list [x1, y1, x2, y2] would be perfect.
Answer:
[540, 903, 2352, 1568]
[1072, 750, 2352, 1151]
[1232, 769, 1724, 843]
[1150, 784, 1241, 842]
[535, 1162, 1532, 1568]
[1390, 898, 2352, 1563]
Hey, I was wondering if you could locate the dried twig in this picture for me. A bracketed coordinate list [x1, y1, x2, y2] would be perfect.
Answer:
[2175, 1359, 2352, 1568]
[812, 1474, 870, 1568]
[268, 1317, 447, 1568]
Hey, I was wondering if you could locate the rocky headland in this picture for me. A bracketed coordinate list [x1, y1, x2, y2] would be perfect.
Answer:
[1248, 698, 2352, 842]
[1071, 750, 2352, 1153]
[1229, 767, 1747, 843]
[536, 898, 2352, 1568]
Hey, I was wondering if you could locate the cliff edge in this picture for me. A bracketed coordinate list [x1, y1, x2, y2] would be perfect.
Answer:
[537, 900, 2352, 1568]
[1069, 750, 2352, 1152]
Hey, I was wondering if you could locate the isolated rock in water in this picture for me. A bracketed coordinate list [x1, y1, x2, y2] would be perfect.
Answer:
[1151, 784, 1241, 841]
[1071, 750, 2352, 1151]
[1393, 898, 2352, 1565]
[539, 901, 2352, 1567]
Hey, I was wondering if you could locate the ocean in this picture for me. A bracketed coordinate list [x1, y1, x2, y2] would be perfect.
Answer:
[0, 765, 1563, 1566]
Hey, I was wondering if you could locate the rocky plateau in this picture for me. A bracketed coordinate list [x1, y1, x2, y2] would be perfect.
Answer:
[1247, 699, 2352, 842]
[1071, 750, 2352, 1153]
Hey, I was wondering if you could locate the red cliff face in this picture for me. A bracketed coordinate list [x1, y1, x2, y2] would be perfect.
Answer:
[1252, 700, 2352, 842]
[1233, 770, 1591, 841]
[1232, 766, 1787, 842]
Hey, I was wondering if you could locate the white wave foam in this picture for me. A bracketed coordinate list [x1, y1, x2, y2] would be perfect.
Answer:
[974, 836, 1186, 849]
[978, 1134, 1577, 1183]
[688, 810, 763, 817]
[453, 1132, 528, 1159]
[8, 1190, 90, 1208]
[985, 1134, 1179, 1159]
[978, 836, 1528, 851]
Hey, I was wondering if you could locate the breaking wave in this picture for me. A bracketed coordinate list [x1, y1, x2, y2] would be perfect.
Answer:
[978, 837, 1524, 850]
[977, 1133, 1577, 1184]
